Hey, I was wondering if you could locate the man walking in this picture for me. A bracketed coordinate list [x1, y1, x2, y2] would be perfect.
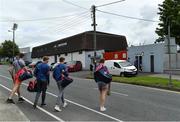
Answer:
[33, 56, 50, 108]
[53, 57, 68, 112]
[6, 53, 26, 103]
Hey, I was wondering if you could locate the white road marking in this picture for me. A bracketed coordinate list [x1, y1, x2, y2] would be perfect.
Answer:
[46, 92, 122, 122]
[93, 88, 128, 96]
[0, 74, 123, 122]
[0, 83, 64, 122]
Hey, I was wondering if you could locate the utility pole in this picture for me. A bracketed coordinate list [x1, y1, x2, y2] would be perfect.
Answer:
[12, 23, 18, 61]
[91, 5, 97, 70]
[167, 17, 172, 86]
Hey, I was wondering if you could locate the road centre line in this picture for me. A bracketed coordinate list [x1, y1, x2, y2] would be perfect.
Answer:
[93, 88, 128, 96]
[0, 74, 122, 122]
[0, 83, 64, 122]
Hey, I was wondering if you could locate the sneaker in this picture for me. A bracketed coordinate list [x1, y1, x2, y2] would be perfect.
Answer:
[41, 103, 46, 107]
[54, 105, 61, 112]
[6, 98, 15, 104]
[18, 97, 25, 102]
[33, 104, 37, 109]
[100, 106, 106, 112]
[62, 102, 68, 108]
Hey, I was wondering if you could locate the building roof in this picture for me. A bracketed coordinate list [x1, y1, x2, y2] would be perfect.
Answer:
[32, 31, 128, 58]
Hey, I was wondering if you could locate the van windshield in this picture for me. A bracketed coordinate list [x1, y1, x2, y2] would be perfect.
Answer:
[118, 62, 132, 67]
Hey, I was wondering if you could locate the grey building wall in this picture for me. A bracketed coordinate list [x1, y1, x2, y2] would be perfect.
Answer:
[20, 47, 32, 62]
[85, 50, 104, 70]
[128, 43, 165, 73]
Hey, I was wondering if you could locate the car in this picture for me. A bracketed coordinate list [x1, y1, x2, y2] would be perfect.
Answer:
[104, 60, 137, 77]
[66, 61, 82, 72]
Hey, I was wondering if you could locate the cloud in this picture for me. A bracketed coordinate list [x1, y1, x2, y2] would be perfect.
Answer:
[0, 0, 164, 49]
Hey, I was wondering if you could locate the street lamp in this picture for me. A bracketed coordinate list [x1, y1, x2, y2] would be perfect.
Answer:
[9, 23, 18, 60]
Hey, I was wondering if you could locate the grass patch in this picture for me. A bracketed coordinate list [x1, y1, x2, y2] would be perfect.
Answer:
[87, 74, 180, 91]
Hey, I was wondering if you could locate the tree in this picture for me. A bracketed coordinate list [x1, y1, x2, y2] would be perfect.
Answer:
[1, 40, 19, 58]
[0, 45, 3, 60]
[155, 0, 180, 45]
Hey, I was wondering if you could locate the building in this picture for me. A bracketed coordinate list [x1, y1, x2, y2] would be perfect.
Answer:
[20, 47, 32, 62]
[31, 31, 128, 69]
[128, 38, 180, 74]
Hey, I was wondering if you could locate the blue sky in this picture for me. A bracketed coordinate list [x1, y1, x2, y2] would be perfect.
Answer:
[0, 0, 164, 48]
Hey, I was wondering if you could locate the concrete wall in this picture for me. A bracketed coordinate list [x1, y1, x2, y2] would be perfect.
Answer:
[32, 50, 104, 70]
[128, 43, 165, 73]
[177, 53, 180, 68]
[32, 58, 42, 63]
[72, 51, 85, 68]
[164, 53, 180, 69]
[24, 52, 32, 62]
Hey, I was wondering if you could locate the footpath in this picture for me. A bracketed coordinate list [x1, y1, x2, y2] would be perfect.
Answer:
[0, 91, 29, 121]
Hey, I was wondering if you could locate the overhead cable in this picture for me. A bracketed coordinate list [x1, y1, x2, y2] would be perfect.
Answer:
[62, 0, 89, 10]
[36, 12, 90, 33]
[97, 9, 160, 22]
[0, 11, 89, 22]
[96, 0, 125, 8]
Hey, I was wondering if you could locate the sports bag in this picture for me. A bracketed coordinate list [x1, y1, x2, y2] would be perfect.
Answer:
[94, 67, 112, 83]
[61, 77, 73, 88]
[27, 80, 38, 92]
[15, 68, 33, 81]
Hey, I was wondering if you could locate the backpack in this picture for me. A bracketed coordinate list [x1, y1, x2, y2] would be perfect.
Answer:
[53, 64, 61, 81]
[94, 66, 112, 83]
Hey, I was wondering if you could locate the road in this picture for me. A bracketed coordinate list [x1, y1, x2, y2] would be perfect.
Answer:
[0, 65, 180, 121]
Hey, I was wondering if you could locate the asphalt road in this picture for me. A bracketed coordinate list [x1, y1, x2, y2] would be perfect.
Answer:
[0, 65, 180, 121]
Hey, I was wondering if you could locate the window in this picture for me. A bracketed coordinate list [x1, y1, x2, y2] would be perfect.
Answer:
[114, 62, 121, 68]
[122, 53, 127, 58]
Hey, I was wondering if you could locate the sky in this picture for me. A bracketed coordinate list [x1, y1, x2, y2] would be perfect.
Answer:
[0, 0, 164, 49]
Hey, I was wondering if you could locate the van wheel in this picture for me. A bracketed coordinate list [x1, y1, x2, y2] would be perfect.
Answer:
[120, 72, 124, 77]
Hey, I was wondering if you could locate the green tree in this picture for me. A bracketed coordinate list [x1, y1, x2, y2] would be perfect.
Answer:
[0, 45, 3, 57]
[1, 40, 19, 58]
[155, 0, 180, 45]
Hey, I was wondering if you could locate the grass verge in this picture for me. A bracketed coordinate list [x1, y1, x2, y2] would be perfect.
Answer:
[87, 75, 180, 91]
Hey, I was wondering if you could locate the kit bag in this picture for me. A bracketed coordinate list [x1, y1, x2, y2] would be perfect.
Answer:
[61, 77, 73, 88]
[94, 67, 112, 83]
[27, 80, 38, 92]
[16, 68, 33, 81]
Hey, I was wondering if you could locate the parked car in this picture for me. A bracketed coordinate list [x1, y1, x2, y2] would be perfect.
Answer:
[104, 60, 137, 77]
[66, 61, 82, 72]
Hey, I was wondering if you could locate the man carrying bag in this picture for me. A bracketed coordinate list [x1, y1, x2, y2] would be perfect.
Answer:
[53, 57, 73, 112]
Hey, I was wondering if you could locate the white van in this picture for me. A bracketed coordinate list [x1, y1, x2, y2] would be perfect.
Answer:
[104, 60, 137, 76]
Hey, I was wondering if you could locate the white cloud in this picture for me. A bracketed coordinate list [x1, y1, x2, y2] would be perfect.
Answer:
[0, 0, 164, 49]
